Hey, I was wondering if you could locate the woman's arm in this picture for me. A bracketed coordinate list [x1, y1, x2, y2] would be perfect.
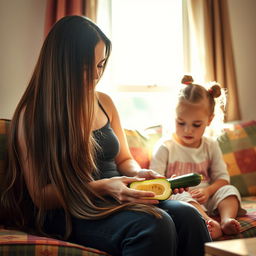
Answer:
[17, 111, 64, 209]
[18, 105, 159, 208]
[97, 92, 140, 176]
[97, 92, 164, 179]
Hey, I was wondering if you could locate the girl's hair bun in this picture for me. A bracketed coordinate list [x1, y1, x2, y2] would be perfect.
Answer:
[181, 75, 194, 85]
[208, 84, 221, 98]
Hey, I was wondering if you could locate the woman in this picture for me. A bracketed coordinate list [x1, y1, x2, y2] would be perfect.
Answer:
[1, 16, 211, 256]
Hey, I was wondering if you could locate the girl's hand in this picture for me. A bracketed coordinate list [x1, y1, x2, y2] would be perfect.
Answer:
[170, 174, 189, 195]
[135, 169, 165, 180]
[103, 176, 159, 205]
[190, 187, 210, 204]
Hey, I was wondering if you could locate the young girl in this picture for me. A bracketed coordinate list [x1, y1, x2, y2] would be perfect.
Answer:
[150, 75, 246, 240]
[1, 17, 211, 256]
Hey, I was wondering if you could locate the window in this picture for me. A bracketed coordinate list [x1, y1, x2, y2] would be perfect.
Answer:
[97, 0, 183, 129]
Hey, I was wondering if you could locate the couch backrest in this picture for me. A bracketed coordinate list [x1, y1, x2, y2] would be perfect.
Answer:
[125, 126, 162, 169]
[0, 119, 10, 198]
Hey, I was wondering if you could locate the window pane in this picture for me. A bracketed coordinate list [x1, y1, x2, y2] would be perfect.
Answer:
[111, 91, 178, 130]
[97, 0, 184, 129]
[111, 0, 183, 87]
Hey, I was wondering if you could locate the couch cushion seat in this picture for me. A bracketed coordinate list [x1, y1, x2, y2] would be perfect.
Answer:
[0, 228, 110, 256]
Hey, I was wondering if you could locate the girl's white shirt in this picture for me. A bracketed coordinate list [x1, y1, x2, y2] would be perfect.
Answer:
[150, 136, 230, 189]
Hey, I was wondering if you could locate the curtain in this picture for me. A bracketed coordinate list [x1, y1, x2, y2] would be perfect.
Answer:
[183, 0, 240, 121]
[44, 0, 98, 37]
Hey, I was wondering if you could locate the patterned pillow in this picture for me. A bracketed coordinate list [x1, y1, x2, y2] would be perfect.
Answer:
[125, 125, 162, 169]
[217, 120, 256, 196]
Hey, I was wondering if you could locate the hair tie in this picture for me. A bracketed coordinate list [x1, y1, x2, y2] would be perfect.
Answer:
[208, 88, 214, 96]
[181, 75, 194, 85]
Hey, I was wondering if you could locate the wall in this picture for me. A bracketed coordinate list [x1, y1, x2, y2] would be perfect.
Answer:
[0, 0, 255, 121]
[0, 0, 46, 119]
[228, 0, 256, 121]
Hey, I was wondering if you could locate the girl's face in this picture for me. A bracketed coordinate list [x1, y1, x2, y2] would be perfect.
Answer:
[175, 100, 213, 148]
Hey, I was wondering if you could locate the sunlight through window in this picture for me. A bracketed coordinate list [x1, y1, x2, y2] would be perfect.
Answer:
[97, 0, 183, 129]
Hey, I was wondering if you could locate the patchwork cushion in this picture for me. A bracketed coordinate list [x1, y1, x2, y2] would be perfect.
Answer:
[218, 120, 256, 196]
[125, 125, 162, 169]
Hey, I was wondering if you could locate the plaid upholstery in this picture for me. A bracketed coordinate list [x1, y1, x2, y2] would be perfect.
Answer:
[218, 120, 256, 196]
[0, 228, 110, 256]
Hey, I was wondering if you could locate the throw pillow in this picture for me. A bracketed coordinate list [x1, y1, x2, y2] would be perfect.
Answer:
[125, 125, 162, 169]
[218, 120, 256, 196]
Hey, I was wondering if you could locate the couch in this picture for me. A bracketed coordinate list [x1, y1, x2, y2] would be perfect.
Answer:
[0, 119, 256, 255]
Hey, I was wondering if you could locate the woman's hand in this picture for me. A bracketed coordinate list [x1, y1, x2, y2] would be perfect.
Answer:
[102, 176, 160, 205]
[134, 169, 165, 180]
[134, 170, 188, 195]
[190, 187, 210, 204]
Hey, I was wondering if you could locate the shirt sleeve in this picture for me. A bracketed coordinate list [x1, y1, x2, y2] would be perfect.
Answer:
[149, 142, 169, 176]
[210, 140, 230, 183]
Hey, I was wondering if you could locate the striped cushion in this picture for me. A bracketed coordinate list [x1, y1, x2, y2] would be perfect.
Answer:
[218, 120, 256, 196]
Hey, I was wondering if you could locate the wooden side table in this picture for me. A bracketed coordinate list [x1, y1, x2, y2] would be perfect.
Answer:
[205, 237, 256, 256]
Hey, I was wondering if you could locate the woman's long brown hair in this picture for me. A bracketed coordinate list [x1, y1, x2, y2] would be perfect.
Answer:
[1, 16, 161, 239]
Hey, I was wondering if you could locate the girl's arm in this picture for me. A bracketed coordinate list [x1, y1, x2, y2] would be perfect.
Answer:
[206, 179, 229, 197]
[209, 140, 230, 193]
[191, 140, 230, 204]
[150, 144, 169, 176]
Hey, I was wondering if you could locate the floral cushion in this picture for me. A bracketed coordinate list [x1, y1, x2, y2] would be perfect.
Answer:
[217, 120, 256, 196]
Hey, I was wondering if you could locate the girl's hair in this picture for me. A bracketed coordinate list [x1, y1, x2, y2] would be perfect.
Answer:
[178, 75, 226, 137]
[180, 75, 223, 116]
[1, 15, 160, 239]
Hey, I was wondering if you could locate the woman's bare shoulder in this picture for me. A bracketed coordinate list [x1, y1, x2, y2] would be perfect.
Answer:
[96, 91, 113, 104]
[96, 91, 116, 116]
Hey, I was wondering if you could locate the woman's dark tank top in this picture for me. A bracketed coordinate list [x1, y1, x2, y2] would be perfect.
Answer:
[93, 102, 121, 179]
